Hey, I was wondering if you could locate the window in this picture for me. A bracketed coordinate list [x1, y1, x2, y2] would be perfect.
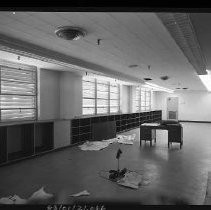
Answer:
[96, 79, 109, 114]
[0, 65, 37, 121]
[82, 76, 120, 115]
[133, 86, 151, 112]
[140, 88, 151, 111]
[110, 83, 119, 113]
[82, 77, 95, 115]
[134, 86, 140, 112]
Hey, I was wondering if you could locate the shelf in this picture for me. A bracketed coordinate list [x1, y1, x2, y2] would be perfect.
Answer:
[35, 122, 54, 154]
[7, 124, 34, 161]
[0, 126, 7, 164]
[71, 110, 162, 145]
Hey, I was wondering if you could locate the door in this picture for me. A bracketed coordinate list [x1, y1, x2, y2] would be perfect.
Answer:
[167, 97, 178, 120]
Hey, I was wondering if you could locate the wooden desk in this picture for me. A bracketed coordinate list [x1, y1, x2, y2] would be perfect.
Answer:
[140, 123, 183, 148]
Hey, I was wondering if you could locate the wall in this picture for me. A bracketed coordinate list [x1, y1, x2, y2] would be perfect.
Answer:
[39, 69, 61, 120]
[154, 91, 211, 121]
[120, 85, 130, 113]
[60, 71, 82, 119]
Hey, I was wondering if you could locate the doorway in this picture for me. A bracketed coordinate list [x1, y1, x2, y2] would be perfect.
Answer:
[167, 97, 179, 120]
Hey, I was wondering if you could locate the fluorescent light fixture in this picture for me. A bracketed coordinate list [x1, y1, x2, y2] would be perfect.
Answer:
[199, 71, 211, 91]
[143, 82, 174, 93]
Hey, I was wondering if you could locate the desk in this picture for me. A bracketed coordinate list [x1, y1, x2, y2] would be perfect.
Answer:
[140, 123, 183, 148]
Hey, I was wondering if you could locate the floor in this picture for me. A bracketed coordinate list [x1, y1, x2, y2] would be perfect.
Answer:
[0, 122, 211, 205]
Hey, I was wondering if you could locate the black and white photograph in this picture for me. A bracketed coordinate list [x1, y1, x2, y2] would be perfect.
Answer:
[0, 4, 211, 209]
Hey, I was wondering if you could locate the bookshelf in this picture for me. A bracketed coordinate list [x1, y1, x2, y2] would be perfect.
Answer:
[71, 110, 162, 144]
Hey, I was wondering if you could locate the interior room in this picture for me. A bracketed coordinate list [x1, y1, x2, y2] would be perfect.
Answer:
[0, 11, 211, 206]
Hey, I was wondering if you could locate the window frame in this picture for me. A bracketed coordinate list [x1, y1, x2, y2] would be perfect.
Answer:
[133, 86, 152, 112]
[82, 77, 120, 116]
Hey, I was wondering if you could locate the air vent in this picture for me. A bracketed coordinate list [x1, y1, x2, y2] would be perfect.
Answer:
[160, 76, 169, 80]
[55, 26, 86, 40]
[176, 87, 181, 89]
[182, 87, 188, 89]
[144, 78, 152, 81]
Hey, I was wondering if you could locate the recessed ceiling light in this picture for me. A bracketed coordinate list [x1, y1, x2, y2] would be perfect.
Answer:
[144, 78, 152, 81]
[128, 64, 138, 68]
[160, 76, 169, 80]
[55, 26, 86, 41]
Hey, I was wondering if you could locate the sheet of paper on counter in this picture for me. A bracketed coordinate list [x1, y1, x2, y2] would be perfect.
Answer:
[69, 190, 90, 197]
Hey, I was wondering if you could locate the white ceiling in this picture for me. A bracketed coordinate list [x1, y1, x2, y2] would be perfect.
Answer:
[0, 11, 206, 90]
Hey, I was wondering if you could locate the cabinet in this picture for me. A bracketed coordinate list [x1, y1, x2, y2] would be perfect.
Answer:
[0, 121, 54, 166]
[71, 110, 162, 144]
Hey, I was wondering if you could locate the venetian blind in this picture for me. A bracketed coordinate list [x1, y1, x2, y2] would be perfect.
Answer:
[0, 66, 37, 121]
[82, 77, 95, 115]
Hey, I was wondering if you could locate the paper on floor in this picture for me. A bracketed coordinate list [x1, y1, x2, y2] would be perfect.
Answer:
[28, 186, 53, 201]
[0, 195, 27, 204]
[102, 138, 118, 144]
[79, 141, 111, 151]
[116, 134, 136, 145]
[69, 190, 90, 197]
[79, 133, 136, 150]
[117, 171, 143, 189]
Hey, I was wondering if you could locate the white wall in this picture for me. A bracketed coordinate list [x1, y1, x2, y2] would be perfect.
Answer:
[154, 91, 211, 121]
[54, 120, 71, 148]
[120, 85, 130, 113]
[60, 71, 82, 119]
[39, 69, 60, 120]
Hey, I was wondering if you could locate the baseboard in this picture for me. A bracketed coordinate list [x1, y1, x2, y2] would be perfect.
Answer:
[179, 120, 211, 123]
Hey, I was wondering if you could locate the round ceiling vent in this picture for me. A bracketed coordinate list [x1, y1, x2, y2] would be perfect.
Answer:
[55, 26, 86, 40]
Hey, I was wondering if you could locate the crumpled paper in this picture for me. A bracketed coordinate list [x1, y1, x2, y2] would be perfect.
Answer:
[79, 133, 136, 151]
[0, 194, 27, 204]
[117, 171, 143, 189]
[28, 186, 54, 202]
[116, 134, 136, 145]
[0, 186, 54, 205]
[79, 141, 110, 151]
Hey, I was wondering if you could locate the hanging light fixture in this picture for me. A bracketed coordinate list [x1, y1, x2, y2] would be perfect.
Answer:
[55, 26, 87, 41]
